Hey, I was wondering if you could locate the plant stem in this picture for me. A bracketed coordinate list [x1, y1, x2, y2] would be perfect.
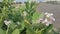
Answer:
[6, 26, 9, 34]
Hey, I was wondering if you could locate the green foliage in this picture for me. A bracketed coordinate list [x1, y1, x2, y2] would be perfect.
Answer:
[12, 29, 20, 34]
[0, 0, 57, 34]
[41, 24, 53, 34]
[0, 28, 6, 34]
[9, 22, 16, 29]
[32, 12, 44, 22]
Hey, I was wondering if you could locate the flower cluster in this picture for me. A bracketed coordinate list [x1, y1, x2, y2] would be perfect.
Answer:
[4, 19, 12, 26]
[37, 12, 55, 26]
[23, 11, 27, 17]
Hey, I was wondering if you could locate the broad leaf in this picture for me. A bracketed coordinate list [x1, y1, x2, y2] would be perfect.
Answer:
[9, 22, 16, 30]
[32, 12, 44, 23]
[0, 28, 6, 34]
[12, 29, 20, 34]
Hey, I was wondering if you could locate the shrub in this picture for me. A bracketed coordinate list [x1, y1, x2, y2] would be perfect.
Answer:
[0, 0, 56, 34]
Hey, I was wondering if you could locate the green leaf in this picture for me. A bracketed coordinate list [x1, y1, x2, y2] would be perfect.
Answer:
[39, 13, 44, 18]
[32, 12, 44, 22]
[25, 23, 36, 34]
[26, 29, 33, 34]
[12, 29, 20, 34]
[35, 29, 44, 34]
[32, 12, 40, 20]
[0, 15, 4, 27]
[41, 24, 53, 34]
[9, 22, 16, 30]
[19, 22, 25, 31]
[0, 28, 6, 34]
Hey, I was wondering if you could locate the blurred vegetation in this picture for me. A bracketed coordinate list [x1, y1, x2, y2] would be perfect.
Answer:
[46, 1, 60, 4]
[0, 0, 60, 34]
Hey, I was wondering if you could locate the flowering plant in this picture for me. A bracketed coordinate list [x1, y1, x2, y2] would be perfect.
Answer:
[0, 0, 56, 34]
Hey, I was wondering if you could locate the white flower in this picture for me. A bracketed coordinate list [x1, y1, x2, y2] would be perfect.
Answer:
[39, 18, 43, 21]
[45, 12, 48, 15]
[23, 11, 27, 16]
[42, 18, 51, 26]
[45, 12, 55, 21]
[50, 13, 53, 16]
[50, 16, 55, 21]
[4, 20, 12, 26]
[42, 18, 48, 23]
[17, 21, 20, 25]
[45, 12, 53, 17]
[42, 17, 55, 26]
[32, 12, 55, 26]
[46, 23, 50, 26]
[40, 18, 43, 21]
[41, 12, 55, 26]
